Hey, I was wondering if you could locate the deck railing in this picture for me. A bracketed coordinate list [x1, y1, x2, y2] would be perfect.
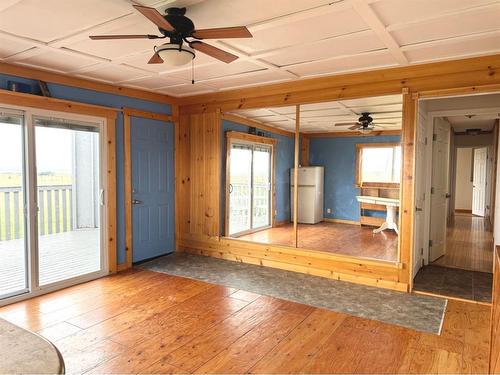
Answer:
[0, 185, 72, 241]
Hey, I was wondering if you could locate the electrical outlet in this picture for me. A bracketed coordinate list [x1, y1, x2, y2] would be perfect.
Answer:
[327, 208, 332, 214]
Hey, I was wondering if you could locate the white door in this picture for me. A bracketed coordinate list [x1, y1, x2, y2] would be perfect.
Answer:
[413, 106, 427, 278]
[429, 118, 451, 262]
[472, 147, 487, 217]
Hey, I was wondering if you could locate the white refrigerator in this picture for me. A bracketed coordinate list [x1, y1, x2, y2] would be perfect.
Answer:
[290, 166, 324, 224]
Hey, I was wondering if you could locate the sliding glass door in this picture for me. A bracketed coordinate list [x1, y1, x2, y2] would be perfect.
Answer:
[34, 116, 102, 286]
[0, 110, 28, 299]
[0, 108, 105, 303]
[228, 141, 272, 237]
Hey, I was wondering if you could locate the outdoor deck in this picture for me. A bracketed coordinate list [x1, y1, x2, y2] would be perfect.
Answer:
[0, 229, 100, 297]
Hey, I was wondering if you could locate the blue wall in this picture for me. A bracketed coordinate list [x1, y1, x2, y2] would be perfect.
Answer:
[0, 73, 172, 264]
[220, 120, 294, 234]
[309, 135, 401, 222]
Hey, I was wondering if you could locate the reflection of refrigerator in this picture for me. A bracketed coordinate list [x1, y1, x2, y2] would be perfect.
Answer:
[290, 166, 324, 224]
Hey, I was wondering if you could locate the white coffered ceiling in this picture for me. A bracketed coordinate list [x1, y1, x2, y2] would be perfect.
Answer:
[1, 0, 500, 97]
[229, 94, 403, 133]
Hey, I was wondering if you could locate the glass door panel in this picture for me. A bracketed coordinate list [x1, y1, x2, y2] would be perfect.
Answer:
[228, 143, 252, 236]
[0, 111, 28, 299]
[34, 116, 102, 286]
[252, 145, 271, 229]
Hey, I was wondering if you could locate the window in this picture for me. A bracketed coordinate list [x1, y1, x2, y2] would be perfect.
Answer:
[356, 143, 401, 185]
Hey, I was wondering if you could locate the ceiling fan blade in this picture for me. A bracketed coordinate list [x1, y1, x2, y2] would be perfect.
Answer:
[90, 34, 160, 40]
[189, 41, 238, 63]
[335, 122, 358, 127]
[133, 5, 174, 32]
[148, 53, 164, 64]
[348, 125, 361, 130]
[192, 26, 252, 39]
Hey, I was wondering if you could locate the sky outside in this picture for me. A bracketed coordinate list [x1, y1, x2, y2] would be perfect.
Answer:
[0, 122, 72, 174]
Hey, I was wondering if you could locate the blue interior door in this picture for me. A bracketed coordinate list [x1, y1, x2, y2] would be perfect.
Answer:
[131, 117, 174, 262]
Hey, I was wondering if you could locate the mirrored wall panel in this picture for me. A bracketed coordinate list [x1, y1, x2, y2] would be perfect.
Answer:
[224, 94, 403, 263]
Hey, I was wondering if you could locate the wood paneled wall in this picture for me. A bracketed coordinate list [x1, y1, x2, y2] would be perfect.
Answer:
[177, 112, 221, 240]
[491, 246, 500, 373]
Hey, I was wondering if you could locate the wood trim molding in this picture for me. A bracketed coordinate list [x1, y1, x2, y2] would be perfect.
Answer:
[179, 54, 500, 113]
[355, 142, 401, 186]
[123, 107, 173, 122]
[0, 87, 118, 274]
[226, 130, 278, 145]
[0, 61, 175, 104]
[305, 130, 402, 138]
[400, 91, 417, 289]
[224, 131, 277, 234]
[106, 113, 117, 274]
[0, 88, 117, 117]
[123, 114, 132, 270]
[322, 218, 361, 225]
[121, 108, 175, 271]
[221, 113, 293, 137]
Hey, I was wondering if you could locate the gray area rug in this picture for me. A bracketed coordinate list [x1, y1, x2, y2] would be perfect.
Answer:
[141, 253, 447, 334]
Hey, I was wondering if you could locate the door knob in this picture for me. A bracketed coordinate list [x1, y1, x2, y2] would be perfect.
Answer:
[132, 199, 142, 205]
[416, 207, 423, 211]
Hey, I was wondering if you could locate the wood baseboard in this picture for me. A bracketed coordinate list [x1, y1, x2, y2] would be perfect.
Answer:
[455, 209, 472, 214]
[360, 216, 385, 227]
[322, 218, 361, 225]
[274, 220, 289, 227]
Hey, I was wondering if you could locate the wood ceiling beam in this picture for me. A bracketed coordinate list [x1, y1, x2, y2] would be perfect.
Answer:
[350, 0, 409, 65]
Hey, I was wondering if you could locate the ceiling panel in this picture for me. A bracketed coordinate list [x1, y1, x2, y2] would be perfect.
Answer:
[404, 33, 500, 63]
[120, 75, 187, 90]
[287, 51, 397, 77]
[172, 60, 264, 81]
[158, 83, 216, 96]
[206, 70, 290, 90]
[339, 94, 402, 107]
[179, 0, 335, 29]
[0, 0, 132, 43]
[0, 37, 32, 59]
[227, 7, 368, 53]
[79, 64, 148, 83]
[391, 4, 500, 46]
[372, 0, 497, 27]
[15, 49, 98, 73]
[265, 31, 385, 67]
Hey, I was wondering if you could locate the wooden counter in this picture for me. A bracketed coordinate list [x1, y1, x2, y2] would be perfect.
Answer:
[0, 318, 64, 374]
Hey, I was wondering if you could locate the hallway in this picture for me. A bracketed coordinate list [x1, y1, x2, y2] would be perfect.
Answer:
[432, 214, 493, 273]
[413, 214, 493, 303]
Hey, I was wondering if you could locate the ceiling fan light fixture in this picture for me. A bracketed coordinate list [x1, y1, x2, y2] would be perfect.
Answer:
[156, 43, 195, 66]
[359, 127, 373, 134]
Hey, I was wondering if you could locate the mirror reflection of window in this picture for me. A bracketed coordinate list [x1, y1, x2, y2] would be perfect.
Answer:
[360, 145, 401, 184]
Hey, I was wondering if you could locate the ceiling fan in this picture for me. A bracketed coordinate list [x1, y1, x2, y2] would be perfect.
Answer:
[89, 5, 252, 65]
[335, 112, 395, 132]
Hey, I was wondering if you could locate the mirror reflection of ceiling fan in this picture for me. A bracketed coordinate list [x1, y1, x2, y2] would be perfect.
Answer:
[335, 112, 396, 132]
[89, 5, 253, 66]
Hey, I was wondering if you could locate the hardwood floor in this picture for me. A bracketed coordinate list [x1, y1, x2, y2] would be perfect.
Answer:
[433, 214, 493, 273]
[237, 222, 398, 262]
[0, 269, 490, 374]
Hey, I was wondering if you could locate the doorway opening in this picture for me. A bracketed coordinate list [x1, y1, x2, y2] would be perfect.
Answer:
[412, 93, 499, 303]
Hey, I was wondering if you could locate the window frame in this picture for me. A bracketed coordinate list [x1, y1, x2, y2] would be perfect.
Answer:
[355, 142, 402, 187]
[225, 131, 277, 237]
